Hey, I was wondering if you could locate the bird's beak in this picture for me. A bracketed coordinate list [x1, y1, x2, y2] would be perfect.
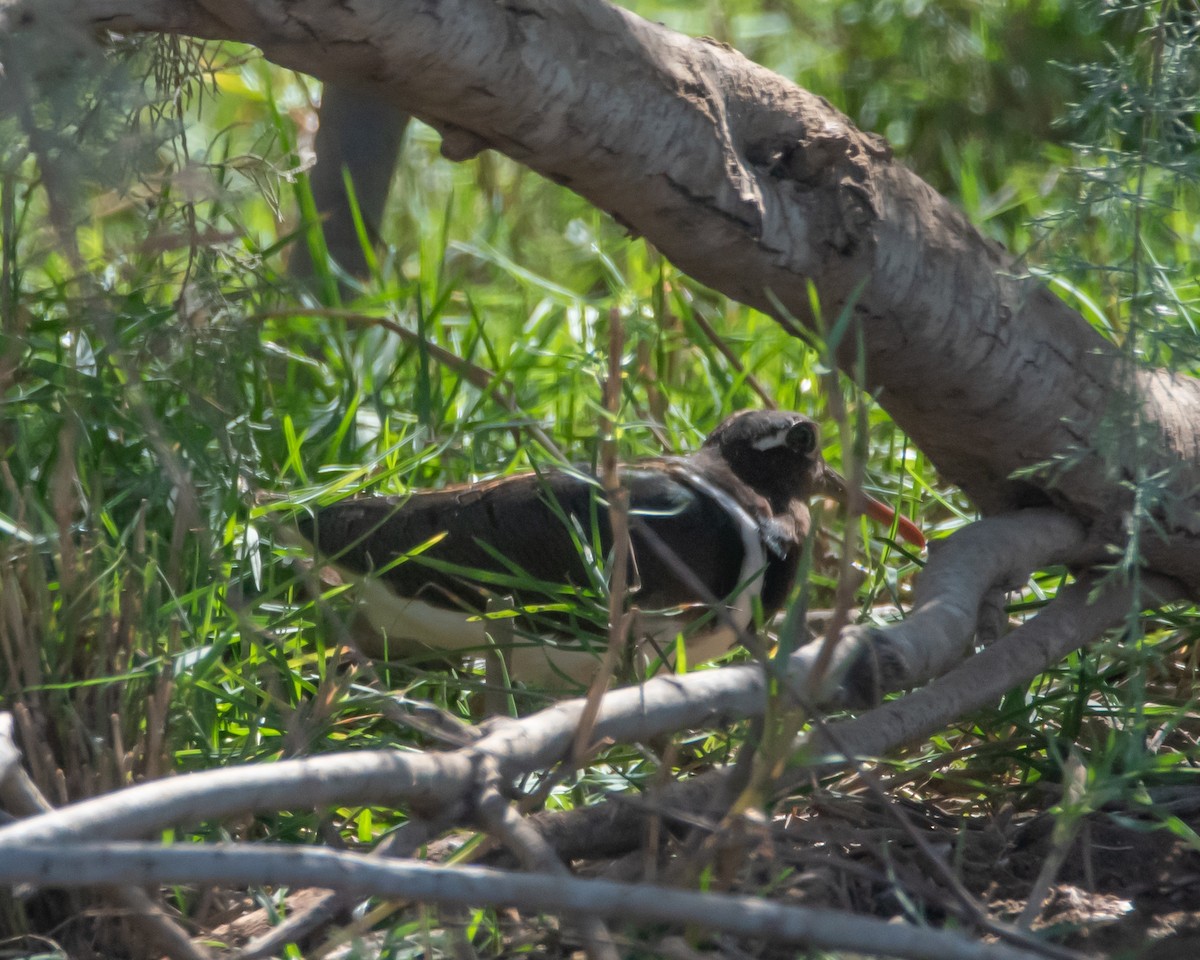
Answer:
[819, 466, 926, 550]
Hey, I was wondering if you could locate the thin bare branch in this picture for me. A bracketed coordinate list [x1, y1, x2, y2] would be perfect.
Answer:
[573, 309, 632, 764]
[1, 842, 1054, 960]
[686, 307, 776, 409]
[238, 815, 447, 960]
[0, 748, 475, 844]
[800, 570, 1185, 764]
[476, 757, 619, 960]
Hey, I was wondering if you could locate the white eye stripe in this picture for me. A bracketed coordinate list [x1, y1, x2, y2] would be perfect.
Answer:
[750, 431, 791, 451]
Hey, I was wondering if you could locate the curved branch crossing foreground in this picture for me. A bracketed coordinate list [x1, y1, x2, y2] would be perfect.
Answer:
[841, 510, 1088, 698]
[0, 843, 1048, 960]
[0, 555, 1175, 850]
[0, 563, 1174, 956]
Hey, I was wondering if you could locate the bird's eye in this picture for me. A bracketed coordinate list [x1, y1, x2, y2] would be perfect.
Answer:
[785, 422, 817, 455]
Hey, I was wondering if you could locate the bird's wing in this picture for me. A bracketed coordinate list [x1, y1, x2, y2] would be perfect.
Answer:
[298, 466, 755, 615]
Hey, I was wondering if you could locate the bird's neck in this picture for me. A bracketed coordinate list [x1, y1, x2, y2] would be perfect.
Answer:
[678, 450, 807, 549]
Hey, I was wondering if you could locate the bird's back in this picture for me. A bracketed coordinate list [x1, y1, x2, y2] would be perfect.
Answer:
[298, 465, 752, 617]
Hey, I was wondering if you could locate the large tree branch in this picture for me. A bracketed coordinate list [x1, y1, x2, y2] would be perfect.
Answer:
[34, 0, 1200, 590]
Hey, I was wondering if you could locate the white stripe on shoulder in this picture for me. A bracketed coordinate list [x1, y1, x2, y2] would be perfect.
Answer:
[671, 468, 767, 637]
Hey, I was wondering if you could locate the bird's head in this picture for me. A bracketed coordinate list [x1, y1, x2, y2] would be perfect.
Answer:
[702, 410, 925, 548]
[702, 410, 826, 509]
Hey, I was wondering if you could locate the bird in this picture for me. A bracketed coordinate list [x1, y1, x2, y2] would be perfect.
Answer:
[296, 410, 925, 689]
